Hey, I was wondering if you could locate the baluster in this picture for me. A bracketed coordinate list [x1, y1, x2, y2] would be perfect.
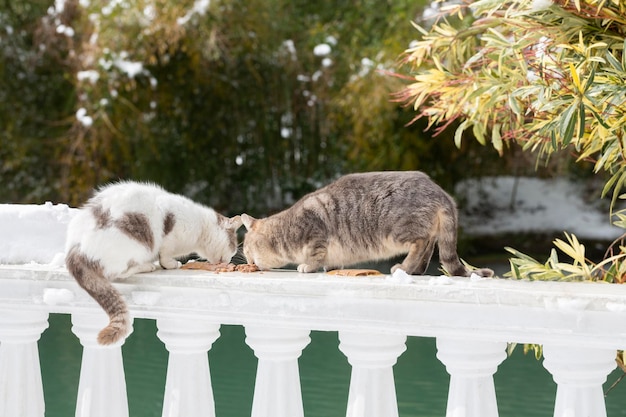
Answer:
[244, 326, 311, 417]
[436, 338, 507, 417]
[338, 331, 407, 417]
[0, 309, 49, 417]
[71, 311, 131, 417]
[542, 344, 616, 417]
[156, 318, 221, 417]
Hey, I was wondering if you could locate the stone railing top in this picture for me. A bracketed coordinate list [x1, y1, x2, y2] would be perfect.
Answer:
[1, 264, 626, 348]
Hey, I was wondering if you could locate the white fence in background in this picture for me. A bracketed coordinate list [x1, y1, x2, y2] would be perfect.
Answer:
[1, 264, 626, 417]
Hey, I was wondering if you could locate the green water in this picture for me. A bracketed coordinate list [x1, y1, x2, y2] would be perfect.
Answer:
[39, 314, 626, 417]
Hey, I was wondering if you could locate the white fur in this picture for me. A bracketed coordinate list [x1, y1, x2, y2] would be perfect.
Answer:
[65, 181, 240, 279]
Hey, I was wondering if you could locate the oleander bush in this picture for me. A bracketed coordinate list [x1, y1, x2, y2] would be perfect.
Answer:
[397, 0, 626, 281]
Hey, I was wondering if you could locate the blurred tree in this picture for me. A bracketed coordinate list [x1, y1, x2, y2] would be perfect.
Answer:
[0, 0, 75, 201]
[3, 0, 447, 214]
[397, 0, 626, 281]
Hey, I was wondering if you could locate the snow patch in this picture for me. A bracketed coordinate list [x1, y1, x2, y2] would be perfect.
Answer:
[43, 288, 75, 305]
[605, 302, 626, 313]
[457, 176, 622, 240]
[0, 203, 77, 265]
[544, 296, 590, 311]
[469, 272, 488, 282]
[429, 276, 455, 286]
[387, 269, 414, 284]
[49, 252, 67, 268]
[131, 291, 161, 306]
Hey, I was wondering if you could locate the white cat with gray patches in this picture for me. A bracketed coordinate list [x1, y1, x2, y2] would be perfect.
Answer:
[242, 171, 493, 277]
[65, 181, 242, 345]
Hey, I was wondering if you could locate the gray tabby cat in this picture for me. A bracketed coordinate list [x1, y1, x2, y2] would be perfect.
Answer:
[242, 171, 493, 277]
[65, 181, 242, 345]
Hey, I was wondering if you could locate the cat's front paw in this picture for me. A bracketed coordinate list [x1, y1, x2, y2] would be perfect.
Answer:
[297, 263, 317, 273]
[160, 259, 182, 270]
[390, 264, 403, 274]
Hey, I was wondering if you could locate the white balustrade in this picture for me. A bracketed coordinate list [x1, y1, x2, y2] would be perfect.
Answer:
[156, 318, 221, 417]
[2, 264, 626, 417]
[71, 311, 131, 417]
[338, 331, 407, 417]
[244, 326, 311, 417]
[436, 338, 507, 417]
[0, 309, 48, 417]
[543, 344, 617, 417]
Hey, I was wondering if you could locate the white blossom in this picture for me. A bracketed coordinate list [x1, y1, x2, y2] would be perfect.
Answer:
[313, 43, 331, 57]
[531, 0, 553, 11]
[77, 70, 100, 84]
[177, 0, 211, 25]
[76, 108, 94, 127]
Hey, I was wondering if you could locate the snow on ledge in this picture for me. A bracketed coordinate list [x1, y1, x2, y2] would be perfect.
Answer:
[0, 202, 77, 266]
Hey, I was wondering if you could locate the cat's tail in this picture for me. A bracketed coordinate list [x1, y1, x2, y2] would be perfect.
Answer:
[436, 206, 494, 278]
[65, 245, 130, 345]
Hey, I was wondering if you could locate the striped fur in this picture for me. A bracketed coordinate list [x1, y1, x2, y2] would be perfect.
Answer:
[242, 171, 493, 277]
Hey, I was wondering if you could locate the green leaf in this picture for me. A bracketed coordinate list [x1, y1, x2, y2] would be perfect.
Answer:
[582, 65, 595, 93]
[492, 123, 503, 154]
[602, 170, 622, 198]
[605, 51, 623, 72]
[610, 169, 626, 212]
[508, 94, 522, 116]
[505, 247, 541, 263]
[410, 21, 429, 36]
[549, 248, 559, 268]
[510, 261, 521, 279]
[507, 343, 517, 356]
[560, 103, 577, 146]
[473, 122, 486, 145]
[577, 101, 585, 145]
[589, 107, 611, 129]
[454, 120, 469, 148]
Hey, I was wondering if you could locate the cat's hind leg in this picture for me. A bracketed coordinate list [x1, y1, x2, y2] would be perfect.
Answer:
[436, 211, 494, 277]
[417, 239, 436, 274]
[391, 239, 434, 275]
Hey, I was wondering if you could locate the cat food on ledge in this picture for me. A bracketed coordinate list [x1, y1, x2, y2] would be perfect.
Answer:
[235, 263, 261, 273]
[181, 262, 260, 273]
[326, 269, 384, 277]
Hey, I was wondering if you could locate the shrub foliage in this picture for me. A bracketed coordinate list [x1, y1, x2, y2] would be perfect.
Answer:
[398, 0, 626, 281]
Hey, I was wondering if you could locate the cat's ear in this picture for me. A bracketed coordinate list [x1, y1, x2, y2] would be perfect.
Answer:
[229, 215, 243, 230]
[241, 213, 256, 230]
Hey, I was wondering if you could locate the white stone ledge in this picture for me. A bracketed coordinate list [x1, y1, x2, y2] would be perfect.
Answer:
[1, 265, 626, 348]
